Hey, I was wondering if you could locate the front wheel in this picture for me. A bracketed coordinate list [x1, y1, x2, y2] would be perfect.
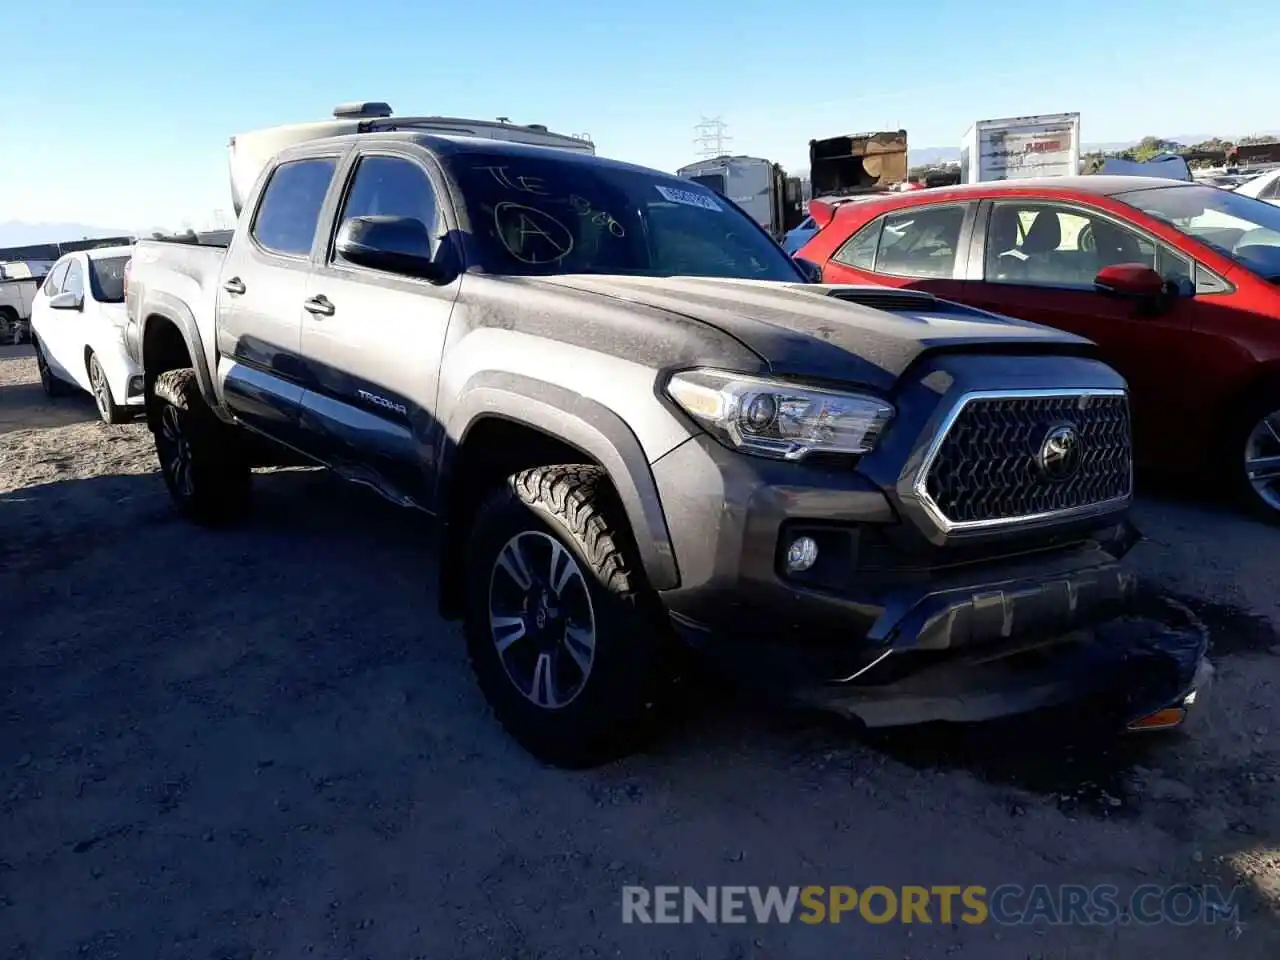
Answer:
[88, 353, 129, 424]
[463, 464, 673, 767]
[1234, 398, 1280, 523]
[152, 368, 251, 526]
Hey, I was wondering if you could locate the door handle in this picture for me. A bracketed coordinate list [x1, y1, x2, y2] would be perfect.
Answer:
[222, 277, 246, 295]
[303, 295, 335, 317]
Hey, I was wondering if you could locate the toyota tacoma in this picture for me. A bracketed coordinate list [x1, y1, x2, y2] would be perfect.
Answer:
[123, 106, 1210, 766]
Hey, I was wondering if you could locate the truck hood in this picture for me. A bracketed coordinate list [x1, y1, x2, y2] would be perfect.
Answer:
[535, 275, 1091, 392]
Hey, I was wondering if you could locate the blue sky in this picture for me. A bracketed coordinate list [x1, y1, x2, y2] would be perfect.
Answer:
[2, 0, 1275, 236]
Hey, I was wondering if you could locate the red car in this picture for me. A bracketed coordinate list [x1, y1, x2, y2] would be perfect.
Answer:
[797, 176, 1280, 521]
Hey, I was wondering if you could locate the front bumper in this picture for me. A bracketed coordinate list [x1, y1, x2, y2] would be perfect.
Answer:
[649, 433, 1207, 730]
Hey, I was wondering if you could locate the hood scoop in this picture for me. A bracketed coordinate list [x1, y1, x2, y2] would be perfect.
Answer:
[818, 285, 941, 311]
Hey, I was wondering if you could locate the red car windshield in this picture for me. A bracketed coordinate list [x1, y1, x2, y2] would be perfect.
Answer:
[1121, 184, 1280, 281]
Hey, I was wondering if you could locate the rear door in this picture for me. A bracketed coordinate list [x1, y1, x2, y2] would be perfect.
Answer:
[215, 149, 345, 445]
[39, 258, 94, 388]
[30, 259, 70, 363]
[821, 201, 976, 302]
[297, 146, 461, 507]
[961, 198, 1201, 466]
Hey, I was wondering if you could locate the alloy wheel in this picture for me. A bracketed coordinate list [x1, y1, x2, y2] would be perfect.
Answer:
[158, 404, 196, 498]
[1245, 409, 1280, 513]
[487, 530, 597, 710]
[90, 359, 110, 419]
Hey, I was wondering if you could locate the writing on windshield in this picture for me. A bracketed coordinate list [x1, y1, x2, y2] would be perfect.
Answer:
[448, 154, 801, 282]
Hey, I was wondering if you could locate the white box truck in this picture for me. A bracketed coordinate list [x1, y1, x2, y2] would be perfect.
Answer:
[959, 113, 1081, 184]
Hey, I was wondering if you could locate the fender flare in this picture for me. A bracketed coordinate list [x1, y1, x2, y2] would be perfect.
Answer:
[138, 292, 217, 405]
[440, 372, 680, 591]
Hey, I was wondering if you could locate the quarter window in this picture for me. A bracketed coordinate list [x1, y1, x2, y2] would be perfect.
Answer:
[63, 260, 85, 300]
[873, 206, 966, 278]
[43, 260, 70, 296]
[832, 218, 881, 270]
[333, 156, 440, 266]
[252, 157, 339, 257]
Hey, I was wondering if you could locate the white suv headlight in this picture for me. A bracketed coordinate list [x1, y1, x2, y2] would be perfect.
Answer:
[666, 368, 894, 461]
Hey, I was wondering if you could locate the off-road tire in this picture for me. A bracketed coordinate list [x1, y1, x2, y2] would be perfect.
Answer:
[153, 368, 251, 526]
[463, 464, 673, 768]
[87, 352, 129, 424]
[32, 335, 72, 397]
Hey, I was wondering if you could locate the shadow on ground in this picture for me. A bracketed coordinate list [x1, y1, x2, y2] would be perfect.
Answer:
[0, 381, 100, 433]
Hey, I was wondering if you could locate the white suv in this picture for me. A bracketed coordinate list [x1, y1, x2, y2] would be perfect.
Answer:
[29, 245, 145, 423]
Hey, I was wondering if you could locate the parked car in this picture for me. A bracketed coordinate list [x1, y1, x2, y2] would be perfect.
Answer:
[124, 125, 1208, 766]
[797, 176, 1280, 521]
[0, 263, 41, 344]
[781, 215, 818, 253]
[1234, 167, 1280, 206]
[29, 245, 143, 423]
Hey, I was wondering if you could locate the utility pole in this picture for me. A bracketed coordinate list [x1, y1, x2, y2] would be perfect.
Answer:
[694, 117, 731, 160]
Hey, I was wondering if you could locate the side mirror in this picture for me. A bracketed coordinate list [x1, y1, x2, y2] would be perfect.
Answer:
[793, 256, 823, 283]
[48, 291, 84, 311]
[1093, 263, 1164, 300]
[335, 215, 445, 283]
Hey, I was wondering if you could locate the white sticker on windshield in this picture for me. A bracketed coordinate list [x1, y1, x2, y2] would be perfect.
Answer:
[655, 185, 723, 212]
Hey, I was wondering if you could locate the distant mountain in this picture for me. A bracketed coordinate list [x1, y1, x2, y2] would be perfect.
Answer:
[907, 146, 960, 166]
[0, 221, 136, 248]
[909, 131, 1280, 167]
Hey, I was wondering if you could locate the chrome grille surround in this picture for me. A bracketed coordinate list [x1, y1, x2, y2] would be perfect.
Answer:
[913, 388, 1133, 533]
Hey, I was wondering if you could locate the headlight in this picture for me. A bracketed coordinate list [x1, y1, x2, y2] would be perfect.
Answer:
[666, 368, 894, 461]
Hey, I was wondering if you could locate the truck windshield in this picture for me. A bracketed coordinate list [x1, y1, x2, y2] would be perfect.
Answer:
[88, 256, 130, 303]
[1120, 184, 1280, 281]
[447, 153, 803, 281]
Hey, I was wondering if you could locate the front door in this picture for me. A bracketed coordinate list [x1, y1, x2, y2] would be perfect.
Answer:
[962, 199, 1200, 468]
[298, 150, 460, 508]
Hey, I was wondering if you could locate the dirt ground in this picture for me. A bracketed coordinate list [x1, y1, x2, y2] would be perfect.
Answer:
[2, 342, 1279, 959]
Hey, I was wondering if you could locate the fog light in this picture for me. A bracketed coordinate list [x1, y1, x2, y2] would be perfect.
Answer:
[786, 536, 819, 572]
[128, 376, 144, 397]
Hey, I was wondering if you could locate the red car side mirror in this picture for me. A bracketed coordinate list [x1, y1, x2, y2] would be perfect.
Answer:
[1093, 263, 1164, 299]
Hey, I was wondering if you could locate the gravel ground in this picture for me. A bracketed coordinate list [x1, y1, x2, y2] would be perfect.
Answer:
[2, 342, 1279, 959]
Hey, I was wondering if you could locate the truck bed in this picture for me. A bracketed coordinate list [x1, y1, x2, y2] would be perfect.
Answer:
[126, 239, 229, 387]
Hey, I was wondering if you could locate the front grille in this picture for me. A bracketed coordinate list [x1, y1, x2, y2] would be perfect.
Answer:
[920, 392, 1132, 528]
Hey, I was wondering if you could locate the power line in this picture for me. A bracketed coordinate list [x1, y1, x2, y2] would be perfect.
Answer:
[694, 117, 732, 160]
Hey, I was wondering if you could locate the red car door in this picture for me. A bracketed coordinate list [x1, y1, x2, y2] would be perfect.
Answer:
[959, 198, 1201, 468]
[821, 201, 973, 302]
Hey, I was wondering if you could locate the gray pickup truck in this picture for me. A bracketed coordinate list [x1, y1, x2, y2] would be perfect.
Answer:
[124, 126, 1210, 766]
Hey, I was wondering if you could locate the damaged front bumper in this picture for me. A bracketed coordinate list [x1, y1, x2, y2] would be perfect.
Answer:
[677, 541, 1211, 734]
[797, 607, 1211, 732]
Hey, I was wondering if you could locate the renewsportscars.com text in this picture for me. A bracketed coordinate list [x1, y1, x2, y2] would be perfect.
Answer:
[621, 884, 1245, 926]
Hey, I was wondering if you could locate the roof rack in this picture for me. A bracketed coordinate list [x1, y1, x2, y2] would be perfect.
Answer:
[359, 114, 592, 145]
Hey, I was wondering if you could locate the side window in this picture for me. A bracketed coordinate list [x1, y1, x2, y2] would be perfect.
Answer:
[333, 155, 439, 267]
[43, 260, 70, 296]
[832, 218, 882, 270]
[1260, 178, 1280, 201]
[251, 157, 339, 258]
[63, 260, 85, 300]
[874, 205, 966, 278]
[986, 202, 1161, 288]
